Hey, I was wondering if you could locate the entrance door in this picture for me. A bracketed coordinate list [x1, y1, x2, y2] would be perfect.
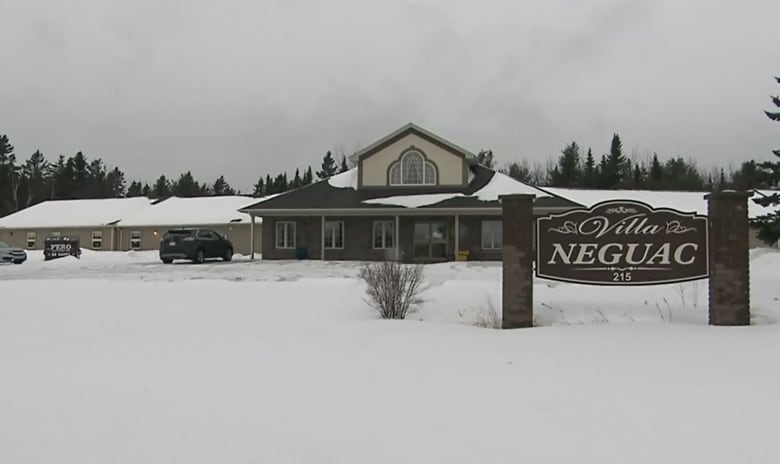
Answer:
[413, 221, 448, 260]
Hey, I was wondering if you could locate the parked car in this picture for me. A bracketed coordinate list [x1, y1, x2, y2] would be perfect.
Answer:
[0, 241, 27, 264]
[159, 228, 234, 264]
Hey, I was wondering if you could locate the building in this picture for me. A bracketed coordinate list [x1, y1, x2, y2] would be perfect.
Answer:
[115, 196, 262, 255]
[541, 186, 780, 248]
[0, 197, 154, 250]
[240, 123, 579, 261]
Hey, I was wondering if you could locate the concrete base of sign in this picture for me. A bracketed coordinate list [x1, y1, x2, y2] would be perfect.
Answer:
[706, 191, 751, 326]
[500, 194, 535, 329]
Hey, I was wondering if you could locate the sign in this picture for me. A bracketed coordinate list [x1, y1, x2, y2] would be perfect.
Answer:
[44, 237, 81, 261]
[536, 200, 708, 285]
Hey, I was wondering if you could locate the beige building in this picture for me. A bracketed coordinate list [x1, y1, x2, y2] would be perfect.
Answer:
[115, 196, 262, 256]
[0, 197, 154, 251]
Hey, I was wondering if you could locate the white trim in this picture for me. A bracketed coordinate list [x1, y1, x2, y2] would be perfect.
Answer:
[275, 221, 296, 249]
[324, 220, 345, 250]
[481, 220, 503, 250]
[372, 220, 395, 250]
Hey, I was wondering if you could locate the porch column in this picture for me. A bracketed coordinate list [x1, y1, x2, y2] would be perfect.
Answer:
[321, 215, 326, 261]
[395, 215, 400, 261]
[454, 214, 460, 260]
[110, 227, 116, 251]
[250, 214, 256, 260]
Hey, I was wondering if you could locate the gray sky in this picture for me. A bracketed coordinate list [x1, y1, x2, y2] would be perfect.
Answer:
[2, 0, 779, 192]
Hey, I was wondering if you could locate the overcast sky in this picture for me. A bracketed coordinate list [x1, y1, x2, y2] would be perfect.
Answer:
[2, 0, 779, 192]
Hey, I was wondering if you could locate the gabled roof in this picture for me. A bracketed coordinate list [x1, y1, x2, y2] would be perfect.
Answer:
[240, 164, 579, 213]
[117, 195, 265, 227]
[349, 122, 477, 163]
[0, 197, 155, 229]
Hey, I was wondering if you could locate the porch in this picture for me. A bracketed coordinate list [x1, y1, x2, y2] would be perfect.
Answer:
[254, 214, 506, 262]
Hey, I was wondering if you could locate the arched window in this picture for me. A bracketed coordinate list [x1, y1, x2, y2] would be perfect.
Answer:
[389, 151, 437, 186]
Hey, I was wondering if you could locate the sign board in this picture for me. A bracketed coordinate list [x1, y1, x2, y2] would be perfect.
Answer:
[44, 237, 82, 261]
[536, 200, 708, 286]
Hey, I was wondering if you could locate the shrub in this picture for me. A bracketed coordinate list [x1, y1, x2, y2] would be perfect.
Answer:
[358, 261, 426, 319]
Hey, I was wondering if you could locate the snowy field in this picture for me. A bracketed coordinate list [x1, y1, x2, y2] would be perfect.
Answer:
[2, 249, 780, 463]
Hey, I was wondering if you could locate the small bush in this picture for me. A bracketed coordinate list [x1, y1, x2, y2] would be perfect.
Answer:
[358, 261, 426, 319]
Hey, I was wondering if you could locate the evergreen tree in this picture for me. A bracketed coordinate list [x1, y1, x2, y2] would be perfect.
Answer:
[750, 76, 780, 245]
[152, 175, 171, 198]
[633, 164, 644, 188]
[317, 151, 338, 179]
[142, 183, 151, 197]
[477, 149, 495, 168]
[601, 133, 626, 188]
[127, 181, 144, 197]
[212, 175, 235, 195]
[105, 167, 126, 197]
[339, 155, 349, 173]
[303, 166, 314, 185]
[253, 177, 265, 197]
[292, 168, 302, 188]
[171, 171, 200, 197]
[18, 150, 49, 208]
[502, 161, 533, 183]
[581, 148, 596, 188]
[551, 142, 581, 187]
[649, 153, 664, 187]
[0, 134, 20, 215]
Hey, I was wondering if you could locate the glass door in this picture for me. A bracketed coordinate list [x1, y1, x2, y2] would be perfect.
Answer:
[413, 221, 448, 260]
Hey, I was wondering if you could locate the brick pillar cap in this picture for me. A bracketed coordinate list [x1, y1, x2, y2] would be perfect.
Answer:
[499, 194, 536, 201]
[704, 190, 752, 200]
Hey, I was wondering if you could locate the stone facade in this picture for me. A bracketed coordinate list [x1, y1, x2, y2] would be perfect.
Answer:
[706, 192, 751, 326]
[501, 194, 535, 329]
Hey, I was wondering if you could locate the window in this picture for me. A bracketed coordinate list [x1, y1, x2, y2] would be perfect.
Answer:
[26, 232, 36, 249]
[91, 231, 103, 250]
[389, 151, 437, 186]
[482, 220, 503, 250]
[324, 221, 344, 249]
[130, 231, 142, 250]
[373, 220, 395, 249]
[276, 221, 296, 249]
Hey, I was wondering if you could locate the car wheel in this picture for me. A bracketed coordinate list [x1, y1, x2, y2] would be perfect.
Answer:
[13, 260, 24, 265]
[161, 258, 173, 264]
[223, 248, 233, 262]
[193, 249, 205, 264]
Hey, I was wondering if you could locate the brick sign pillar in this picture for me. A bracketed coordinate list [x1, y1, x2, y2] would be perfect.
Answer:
[500, 194, 535, 329]
[706, 191, 751, 326]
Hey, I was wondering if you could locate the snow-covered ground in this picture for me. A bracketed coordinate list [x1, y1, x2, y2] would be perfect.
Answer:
[1, 250, 780, 462]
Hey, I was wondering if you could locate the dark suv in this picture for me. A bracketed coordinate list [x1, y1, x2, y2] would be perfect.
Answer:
[159, 228, 234, 264]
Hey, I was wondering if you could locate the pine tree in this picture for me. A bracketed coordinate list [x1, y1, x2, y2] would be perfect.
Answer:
[292, 168, 302, 188]
[152, 175, 171, 198]
[0, 134, 19, 215]
[581, 148, 596, 188]
[477, 149, 495, 168]
[750, 76, 780, 245]
[551, 142, 581, 187]
[105, 167, 126, 197]
[142, 184, 151, 197]
[303, 167, 314, 185]
[602, 133, 626, 188]
[171, 172, 200, 197]
[127, 181, 144, 197]
[649, 153, 664, 188]
[252, 176, 266, 198]
[212, 175, 235, 195]
[339, 155, 349, 173]
[317, 151, 338, 179]
[632, 164, 644, 188]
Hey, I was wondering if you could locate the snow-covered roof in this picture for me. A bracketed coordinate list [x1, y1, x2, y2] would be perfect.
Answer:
[0, 197, 155, 229]
[541, 187, 778, 219]
[118, 195, 262, 227]
[362, 171, 551, 208]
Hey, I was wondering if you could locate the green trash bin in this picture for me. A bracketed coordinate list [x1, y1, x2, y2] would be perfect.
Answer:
[295, 247, 308, 260]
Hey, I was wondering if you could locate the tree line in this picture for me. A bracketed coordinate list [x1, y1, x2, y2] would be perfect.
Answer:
[0, 139, 351, 218]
